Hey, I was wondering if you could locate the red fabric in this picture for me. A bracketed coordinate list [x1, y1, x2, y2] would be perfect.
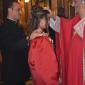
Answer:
[28, 36, 58, 85]
[67, 27, 85, 85]
[67, 34, 83, 85]
[59, 16, 80, 85]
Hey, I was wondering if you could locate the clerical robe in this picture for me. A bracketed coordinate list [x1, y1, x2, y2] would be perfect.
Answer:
[28, 36, 58, 85]
[50, 16, 84, 85]
[67, 16, 85, 85]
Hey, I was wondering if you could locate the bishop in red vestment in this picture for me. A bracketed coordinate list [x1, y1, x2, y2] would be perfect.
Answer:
[50, 4, 85, 84]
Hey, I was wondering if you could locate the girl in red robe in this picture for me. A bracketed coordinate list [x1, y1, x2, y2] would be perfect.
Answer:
[28, 6, 58, 85]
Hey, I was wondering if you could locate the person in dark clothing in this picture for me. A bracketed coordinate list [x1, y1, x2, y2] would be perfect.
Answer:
[0, 1, 30, 85]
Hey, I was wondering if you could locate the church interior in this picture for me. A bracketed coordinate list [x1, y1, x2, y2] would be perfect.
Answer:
[0, 0, 76, 85]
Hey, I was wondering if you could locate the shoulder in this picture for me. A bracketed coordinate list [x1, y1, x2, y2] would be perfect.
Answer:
[30, 30, 49, 40]
[30, 31, 42, 40]
[30, 34, 50, 45]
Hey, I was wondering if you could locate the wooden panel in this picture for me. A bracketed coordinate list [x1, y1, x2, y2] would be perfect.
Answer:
[51, 0, 75, 18]
[51, 0, 57, 17]
[51, 0, 57, 11]
[0, 0, 3, 24]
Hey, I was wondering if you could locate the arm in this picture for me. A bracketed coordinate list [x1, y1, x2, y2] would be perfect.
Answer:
[50, 16, 60, 33]
[43, 7, 60, 32]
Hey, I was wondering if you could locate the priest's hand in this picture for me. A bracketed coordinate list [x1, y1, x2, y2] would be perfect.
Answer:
[43, 7, 57, 19]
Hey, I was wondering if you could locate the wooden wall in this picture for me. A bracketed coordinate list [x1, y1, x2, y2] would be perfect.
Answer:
[52, 0, 75, 18]
[14, 0, 75, 32]
[0, 0, 3, 24]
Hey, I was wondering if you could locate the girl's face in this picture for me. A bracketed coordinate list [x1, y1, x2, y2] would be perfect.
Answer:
[39, 17, 48, 30]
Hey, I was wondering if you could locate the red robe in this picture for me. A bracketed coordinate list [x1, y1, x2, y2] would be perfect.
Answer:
[59, 16, 81, 85]
[67, 30, 83, 85]
[28, 36, 58, 85]
[67, 22, 85, 85]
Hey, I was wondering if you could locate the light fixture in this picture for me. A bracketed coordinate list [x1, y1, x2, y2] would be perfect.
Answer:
[25, 0, 30, 3]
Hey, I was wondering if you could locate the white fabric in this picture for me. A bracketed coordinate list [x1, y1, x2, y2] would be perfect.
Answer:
[74, 17, 85, 38]
[50, 17, 55, 29]
[50, 16, 60, 33]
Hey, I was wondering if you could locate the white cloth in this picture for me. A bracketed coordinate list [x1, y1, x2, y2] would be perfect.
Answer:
[50, 16, 60, 33]
[74, 17, 85, 38]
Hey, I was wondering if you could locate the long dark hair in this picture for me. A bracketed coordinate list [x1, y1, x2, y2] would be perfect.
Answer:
[28, 5, 50, 36]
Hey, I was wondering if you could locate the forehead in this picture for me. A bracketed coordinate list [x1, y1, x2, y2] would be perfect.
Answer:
[12, 2, 20, 9]
[40, 17, 48, 22]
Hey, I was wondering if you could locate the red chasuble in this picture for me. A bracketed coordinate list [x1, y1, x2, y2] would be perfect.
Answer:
[28, 36, 58, 85]
[67, 18, 85, 85]
[67, 31, 83, 85]
[59, 16, 80, 85]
